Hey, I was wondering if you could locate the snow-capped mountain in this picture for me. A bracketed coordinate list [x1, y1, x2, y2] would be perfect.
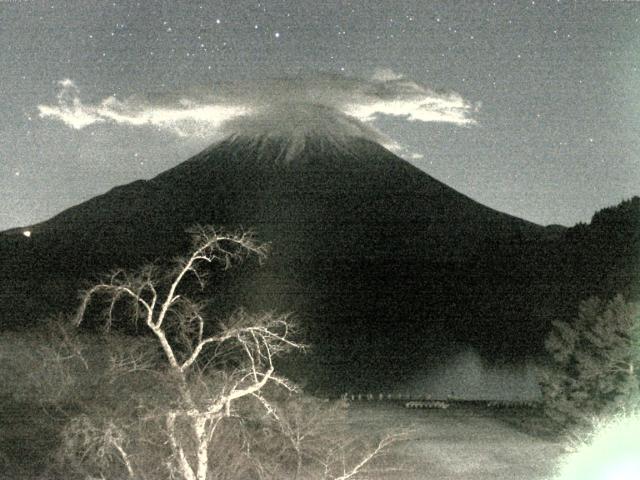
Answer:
[217, 103, 396, 164]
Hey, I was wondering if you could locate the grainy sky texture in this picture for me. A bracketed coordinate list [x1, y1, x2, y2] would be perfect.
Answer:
[1, 0, 639, 230]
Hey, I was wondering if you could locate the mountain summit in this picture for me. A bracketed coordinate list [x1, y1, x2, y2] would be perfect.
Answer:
[6, 132, 628, 391]
[218, 103, 393, 164]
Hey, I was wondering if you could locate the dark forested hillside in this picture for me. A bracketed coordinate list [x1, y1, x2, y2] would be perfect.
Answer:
[0, 135, 637, 391]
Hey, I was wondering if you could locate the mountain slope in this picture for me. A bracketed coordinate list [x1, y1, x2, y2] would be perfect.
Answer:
[17, 135, 544, 261]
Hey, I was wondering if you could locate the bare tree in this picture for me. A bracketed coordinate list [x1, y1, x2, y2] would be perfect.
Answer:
[60, 225, 404, 480]
[277, 397, 408, 480]
[321, 432, 408, 480]
[71, 226, 301, 480]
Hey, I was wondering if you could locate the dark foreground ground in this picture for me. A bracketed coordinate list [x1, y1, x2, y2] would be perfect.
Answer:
[0, 397, 565, 480]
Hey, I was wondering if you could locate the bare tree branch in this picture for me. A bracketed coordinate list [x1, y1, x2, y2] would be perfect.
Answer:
[69, 226, 306, 480]
[329, 433, 408, 480]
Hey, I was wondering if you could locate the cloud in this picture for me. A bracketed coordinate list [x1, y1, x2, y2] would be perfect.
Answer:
[38, 80, 105, 129]
[38, 71, 478, 145]
[371, 68, 405, 82]
[38, 79, 250, 137]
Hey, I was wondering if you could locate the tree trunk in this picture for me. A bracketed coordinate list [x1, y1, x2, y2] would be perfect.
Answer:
[194, 417, 210, 480]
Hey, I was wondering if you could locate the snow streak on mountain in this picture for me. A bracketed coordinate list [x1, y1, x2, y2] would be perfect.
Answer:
[220, 104, 396, 164]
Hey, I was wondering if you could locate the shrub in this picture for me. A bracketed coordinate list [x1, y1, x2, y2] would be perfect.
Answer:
[539, 294, 640, 430]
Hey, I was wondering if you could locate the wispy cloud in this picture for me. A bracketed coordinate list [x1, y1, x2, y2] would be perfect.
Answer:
[38, 79, 250, 137]
[38, 71, 478, 147]
[38, 80, 105, 129]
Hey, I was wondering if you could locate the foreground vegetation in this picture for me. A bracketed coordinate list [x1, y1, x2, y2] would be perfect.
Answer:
[1, 222, 638, 479]
[535, 293, 640, 480]
[539, 295, 640, 433]
[1, 226, 403, 480]
[1, 392, 566, 480]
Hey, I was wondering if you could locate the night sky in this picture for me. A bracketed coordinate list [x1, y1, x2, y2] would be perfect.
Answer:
[2, 0, 639, 231]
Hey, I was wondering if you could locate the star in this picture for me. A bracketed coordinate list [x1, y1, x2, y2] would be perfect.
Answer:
[1, 0, 634, 235]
